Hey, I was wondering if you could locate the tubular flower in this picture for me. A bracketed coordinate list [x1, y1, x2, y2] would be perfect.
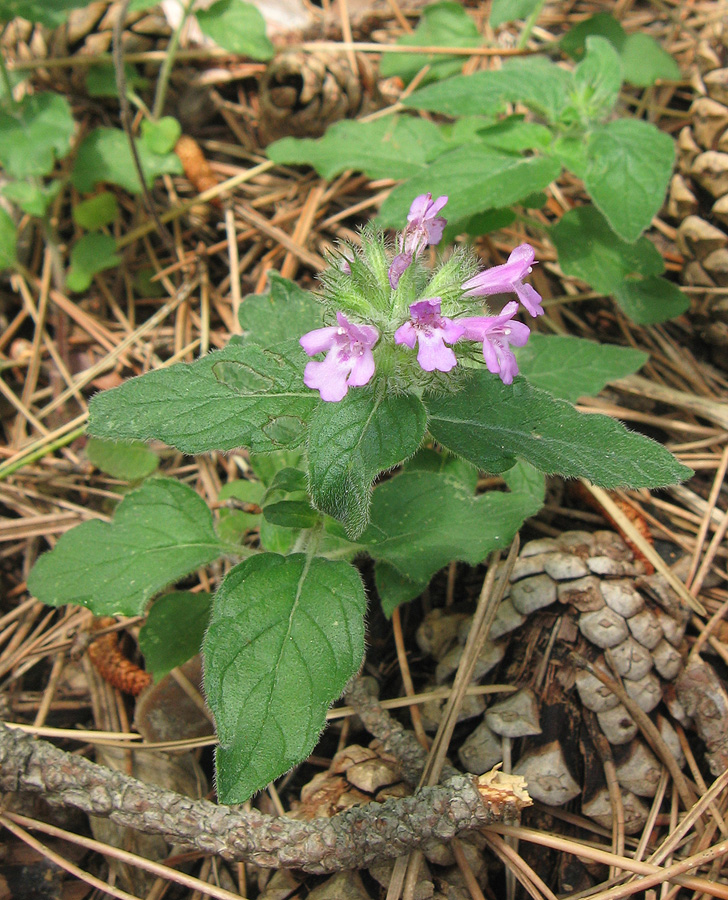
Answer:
[394, 298, 465, 372]
[459, 301, 530, 385]
[300, 312, 379, 402]
[461, 243, 543, 317]
[388, 193, 448, 289]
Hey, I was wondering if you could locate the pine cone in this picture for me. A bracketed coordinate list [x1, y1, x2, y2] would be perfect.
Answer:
[418, 530, 726, 835]
[667, 19, 728, 369]
[259, 50, 379, 140]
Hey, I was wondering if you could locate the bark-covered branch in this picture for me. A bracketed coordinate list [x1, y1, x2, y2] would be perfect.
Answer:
[0, 682, 529, 873]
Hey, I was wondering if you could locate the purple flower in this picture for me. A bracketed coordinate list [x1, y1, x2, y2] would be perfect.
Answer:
[388, 193, 448, 289]
[459, 301, 530, 385]
[300, 312, 379, 402]
[394, 298, 465, 372]
[461, 243, 543, 317]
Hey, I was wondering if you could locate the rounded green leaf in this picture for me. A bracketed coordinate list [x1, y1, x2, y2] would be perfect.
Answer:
[66, 233, 120, 293]
[141, 116, 182, 155]
[0, 93, 74, 179]
[27, 478, 225, 616]
[140, 591, 213, 682]
[72, 192, 120, 231]
[86, 437, 159, 481]
[196, 0, 274, 60]
[204, 554, 366, 802]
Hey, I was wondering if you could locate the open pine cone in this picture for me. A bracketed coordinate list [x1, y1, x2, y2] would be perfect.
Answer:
[667, 18, 728, 368]
[416, 530, 727, 835]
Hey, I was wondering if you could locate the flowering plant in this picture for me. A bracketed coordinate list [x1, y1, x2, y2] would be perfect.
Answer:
[29, 194, 690, 804]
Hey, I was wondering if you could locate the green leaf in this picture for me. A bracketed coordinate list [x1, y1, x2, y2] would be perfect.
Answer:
[263, 500, 319, 529]
[72, 127, 183, 195]
[217, 480, 264, 543]
[560, 12, 626, 59]
[72, 192, 120, 231]
[267, 116, 445, 181]
[502, 459, 546, 507]
[551, 205, 664, 293]
[620, 32, 680, 87]
[490, 0, 542, 27]
[551, 135, 589, 180]
[361, 470, 541, 615]
[379, 1, 481, 86]
[307, 390, 427, 538]
[452, 207, 516, 241]
[141, 116, 182, 155]
[238, 273, 324, 346]
[404, 447, 479, 493]
[585, 119, 675, 242]
[66, 233, 121, 293]
[27, 479, 225, 616]
[86, 437, 159, 481]
[88, 339, 318, 455]
[613, 276, 690, 325]
[204, 554, 366, 802]
[476, 117, 553, 152]
[0, 0, 88, 28]
[85, 63, 148, 98]
[140, 591, 213, 682]
[1, 180, 60, 217]
[426, 371, 692, 488]
[405, 57, 573, 123]
[572, 36, 623, 121]
[196, 0, 274, 60]
[0, 93, 74, 179]
[378, 147, 560, 227]
[516, 334, 648, 402]
[0, 207, 17, 271]
[249, 450, 304, 487]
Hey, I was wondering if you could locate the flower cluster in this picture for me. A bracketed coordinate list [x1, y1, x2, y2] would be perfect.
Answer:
[300, 194, 543, 401]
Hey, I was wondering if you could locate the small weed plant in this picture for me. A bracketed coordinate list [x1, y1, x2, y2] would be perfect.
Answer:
[1, 0, 691, 802]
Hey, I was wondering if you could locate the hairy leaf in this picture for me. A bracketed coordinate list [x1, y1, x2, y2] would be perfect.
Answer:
[86, 437, 159, 481]
[426, 371, 692, 488]
[0, 93, 74, 178]
[613, 276, 690, 325]
[238, 273, 324, 346]
[307, 390, 427, 537]
[88, 339, 319, 455]
[27, 479, 224, 616]
[205, 554, 366, 802]
[516, 334, 648, 402]
[140, 591, 213, 682]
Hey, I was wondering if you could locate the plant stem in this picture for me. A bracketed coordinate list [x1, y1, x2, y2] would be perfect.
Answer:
[516, 0, 547, 50]
[152, 0, 197, 120]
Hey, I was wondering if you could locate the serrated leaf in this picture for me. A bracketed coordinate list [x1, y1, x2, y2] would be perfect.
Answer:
[248, 450, 304, 486]
[263, 500, 319, 529]
[361, 471, 540, 615]
[0, 93, 74, 179]
[490, 0, 542, 27]
[613, 276, 690, 325]
[88, 339, 319, 455]
[238, 273, 324, 346]
[502, 460, 546, 507]
[72, 127, 183, 195]
[72, 192, 120, 231]
[141, 116, 182, 155]
[86, 437, 159, 481]
[0, 0, 87, 29]
[27, 479, 225, 616]
[378, 147, 560, 227]
[267, 117, 445, 181]
[426, 371, 692, 488]
[66, 233, 121, 292]
[620, 32, 680, 87]
[403, 447, 479, 493]
[379, 1, 481, 86]
[196, 0, 274, 59]
[476, 117, 553, 152]
[405, 57, 573, 123]
[0, 207, 18, 271]
[140, 591, 213, 682]
[551, 205, 664, 293]
[516, 334, 648, 402]
[585, 119, 675, 242]
[204, 553, 366, 802]
[307, 390, 427, 538]
[572, 36, 623, 121]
